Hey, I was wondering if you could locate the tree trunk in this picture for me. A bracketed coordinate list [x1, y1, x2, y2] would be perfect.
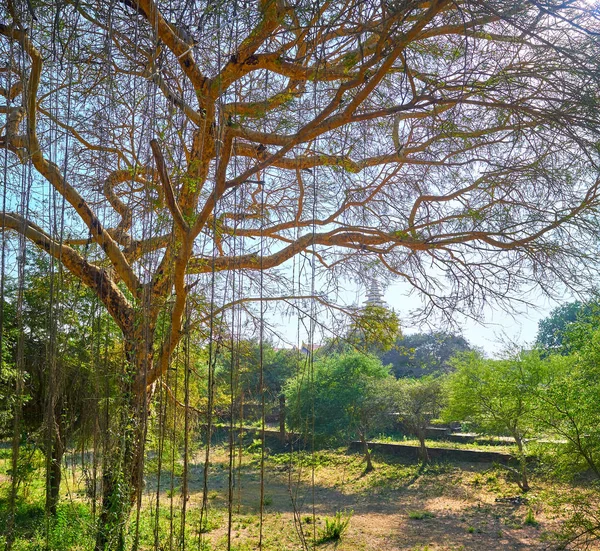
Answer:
[360, 433, 374, 473]
[95, 388, 149, 551]
[515, 437, 530, 492]
[95, 333, 152, 551]
[279, 394, 286, 443]
[95, 391, 147, 551]
[46, 439, 64, 516]
[417, 431, 429, 463]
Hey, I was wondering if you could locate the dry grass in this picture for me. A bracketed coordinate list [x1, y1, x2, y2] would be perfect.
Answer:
[2, 441, 599, 550]
[142, 443, 600, 551]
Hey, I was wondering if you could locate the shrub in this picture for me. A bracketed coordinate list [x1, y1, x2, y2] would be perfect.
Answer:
[318, 510, 353, 543]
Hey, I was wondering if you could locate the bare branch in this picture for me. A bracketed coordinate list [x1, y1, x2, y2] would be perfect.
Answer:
[150, 139, 190, 233]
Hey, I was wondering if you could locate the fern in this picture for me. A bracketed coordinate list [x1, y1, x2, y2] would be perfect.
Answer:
[318, 510, 353, 543]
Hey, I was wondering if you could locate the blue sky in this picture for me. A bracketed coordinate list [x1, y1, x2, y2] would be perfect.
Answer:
[266, 276, 574, 357]
[382, 281, 564, 357]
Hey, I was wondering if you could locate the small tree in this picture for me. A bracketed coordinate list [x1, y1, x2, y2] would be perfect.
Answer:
[395, 376, 446, 463]
[535, 333, 600, 480]
[444, 351, 546, 491]
[347, 305, 401, 355]
[352, 376, 398, 472]
[285, 352, 393, 470]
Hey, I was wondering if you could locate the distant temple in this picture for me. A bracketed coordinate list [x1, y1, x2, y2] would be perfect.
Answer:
[299, 341, 321, 355]
[363, 279, 386, 308]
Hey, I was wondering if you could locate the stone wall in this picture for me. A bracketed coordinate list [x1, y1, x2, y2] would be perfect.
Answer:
[349, 441, 514, 464]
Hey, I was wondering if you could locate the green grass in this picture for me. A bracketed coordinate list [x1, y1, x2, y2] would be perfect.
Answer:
[524, 508, 539, 527]
[268, 450, 344, 469]
[0, 499, 95, 551]
[408, 510, 436, 520]
[0, 440, 590, 551]
[372, 436, 516, 455]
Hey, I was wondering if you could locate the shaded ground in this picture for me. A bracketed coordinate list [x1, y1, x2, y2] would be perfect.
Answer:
[142, 445, 598, 551]
[2, 442, 598, 550]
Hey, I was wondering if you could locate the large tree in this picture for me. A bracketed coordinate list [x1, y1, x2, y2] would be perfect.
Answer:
[381, 331, 471, 378]
[285, 351, 394, 471]
[2, 0, 600, 546]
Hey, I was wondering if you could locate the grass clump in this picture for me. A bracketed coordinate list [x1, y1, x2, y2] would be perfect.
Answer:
[318, 510, 353, 543]
[0, 499, 94, 551]
[199, 512, 222, 534]
[408, 510, 435, 520]
[524, 508, 539, 527]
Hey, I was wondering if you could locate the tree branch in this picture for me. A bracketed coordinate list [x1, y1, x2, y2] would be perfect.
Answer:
[150, 139, 189, 233]
[0, 211, 134, 333]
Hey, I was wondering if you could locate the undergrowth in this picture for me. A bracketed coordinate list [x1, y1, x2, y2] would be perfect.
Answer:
[318, 510, 353, 543]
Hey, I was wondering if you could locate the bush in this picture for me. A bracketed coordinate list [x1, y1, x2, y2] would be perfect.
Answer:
[318, 510, 353, 543]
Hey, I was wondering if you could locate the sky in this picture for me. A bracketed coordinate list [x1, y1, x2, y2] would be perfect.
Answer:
[381, 281, 563, 357]
[267, 276, 574, 358]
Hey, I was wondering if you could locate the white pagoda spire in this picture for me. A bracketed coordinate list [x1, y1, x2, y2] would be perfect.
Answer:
[363, 278, 386, 308]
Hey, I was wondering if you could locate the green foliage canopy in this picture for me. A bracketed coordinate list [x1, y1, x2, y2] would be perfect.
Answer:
[285, 352, 392, 445]
[381, 332, 472, 378]
[346, 305, 401, 354]
[444, 351, 549, 490]
[536, 301, 599, 354]
[444, 351, 546, 441]
[535, 332, 600, 479]
[395, 375, 446, 462]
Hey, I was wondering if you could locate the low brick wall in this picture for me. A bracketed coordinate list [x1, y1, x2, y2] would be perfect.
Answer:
[349, 441, 514, 464]
[445, 433, 476, 444]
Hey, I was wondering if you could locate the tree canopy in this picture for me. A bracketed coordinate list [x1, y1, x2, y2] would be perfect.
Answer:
[381, 332, 472, 378]
[444, 350, 550, 490]
[536, 300, 600, 354]
[395, 375, 446, 462]
[2, 0, 600, 392]
[535, 328, 600, 480]
[285, 351, 391, 446]
[346, 305, 401, 354]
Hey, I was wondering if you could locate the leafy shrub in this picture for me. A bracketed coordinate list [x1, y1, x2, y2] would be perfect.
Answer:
[318, 510, 353, 543]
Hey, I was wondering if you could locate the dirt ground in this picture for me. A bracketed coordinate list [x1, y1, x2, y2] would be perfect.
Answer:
[142, 445, 598, 551]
